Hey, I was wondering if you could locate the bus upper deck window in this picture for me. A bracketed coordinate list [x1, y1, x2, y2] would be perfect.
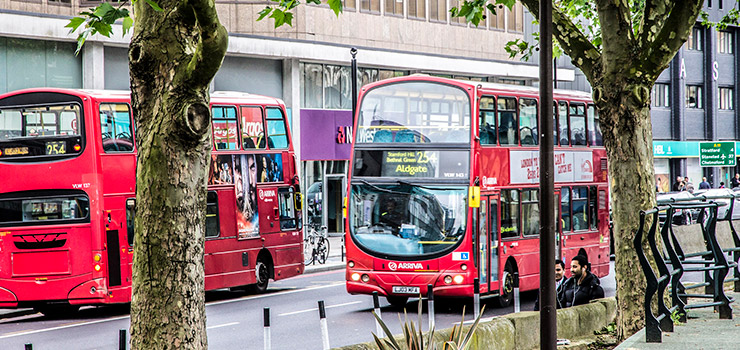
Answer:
[266, 108, 289, 149]
[559, 102, 569, 146]
[212, 106, 238, 150]
[479, 96, 496, 145]
[497, 97, 518, 145]
[519, 98, 538, 146]
[570, 104, 587, 146]
[240, 106, 265, 149]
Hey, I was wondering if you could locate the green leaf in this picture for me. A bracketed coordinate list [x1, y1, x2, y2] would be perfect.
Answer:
[283, 11, 294, 26]
[144, 0, 163, 12]
[270, 8, 285, 28]
[257, 7, 272, 21]
[93, 2, 116, 18]
[65, 17, 86, 33]
[328, 0, 343, 16]
[122, 16, 134, 35]
[91, 20, 113, 37]
[496, 0, 515, 10]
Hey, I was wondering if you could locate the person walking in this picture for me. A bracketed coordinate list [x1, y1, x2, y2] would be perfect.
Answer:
[558, 255, 605, 308]
[732, 174, 740, 188]
[699, 177, 711, 189]
[684, 177, 695, 193]
[672, 176, 684, 192]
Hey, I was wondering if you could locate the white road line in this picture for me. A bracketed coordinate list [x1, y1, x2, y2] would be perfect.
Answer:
[207, 322, 239, 330]
[0, 282, 345, 340]
[278, 300, 363, 317]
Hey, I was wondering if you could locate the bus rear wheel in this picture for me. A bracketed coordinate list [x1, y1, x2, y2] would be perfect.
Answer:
[250, 260, 270, 293]
[495, 264, 515, 308]
[385, 295, 409, 309]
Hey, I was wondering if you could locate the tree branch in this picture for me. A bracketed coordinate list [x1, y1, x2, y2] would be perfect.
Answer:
[595, 0, 636, 75]
[182, 0, 229, 88]
[635, 0, 671, 47]
[520, 0, 602, 83]
[640, 0, 704, 79]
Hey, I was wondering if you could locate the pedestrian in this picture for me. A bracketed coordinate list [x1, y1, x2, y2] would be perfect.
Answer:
[699, 177, 711, 190]
[558, 255, 605, 308]
[672, 176, 684, 192]
[732, 174, 740, 188]
[684, 177, 694, 193]
[720, 181, 726, 189]
[534, 259, 567, 311]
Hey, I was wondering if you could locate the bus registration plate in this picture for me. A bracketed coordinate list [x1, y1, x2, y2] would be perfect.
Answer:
[392, 286, 419, 294]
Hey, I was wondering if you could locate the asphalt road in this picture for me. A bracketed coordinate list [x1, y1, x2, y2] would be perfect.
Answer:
[0, 262, 616, 349]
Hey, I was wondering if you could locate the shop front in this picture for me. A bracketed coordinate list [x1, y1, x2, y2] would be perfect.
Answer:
[653, 140, 740, 191]
[300, 109, 353, 234]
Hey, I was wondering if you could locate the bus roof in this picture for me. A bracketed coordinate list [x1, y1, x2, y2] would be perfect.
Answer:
[361, 74, 593, 101]
[0, 88, 285, 106]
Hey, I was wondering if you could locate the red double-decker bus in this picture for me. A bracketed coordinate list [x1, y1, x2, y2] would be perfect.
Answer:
[345, 76, 609, 307]
[0, 88, 303, 315]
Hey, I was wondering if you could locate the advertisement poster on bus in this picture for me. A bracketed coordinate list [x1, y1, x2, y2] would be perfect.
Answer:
[258, 153, 284, 183]
[209, 155, 234, 185]
[509, 150, 593, 184]
[235, 154, 259, 239]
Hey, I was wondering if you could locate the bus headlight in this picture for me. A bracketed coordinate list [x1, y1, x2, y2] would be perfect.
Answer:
[94, 264, 101, 272]
[453, 275, 464, 284]
[348, 261, 355, 268]
[444, 275, 452, 284]
[361, 274, 370, 283]
[94, 254, 102, 262]
[460, 264, 467, 271]
[351, 273, 361, 281]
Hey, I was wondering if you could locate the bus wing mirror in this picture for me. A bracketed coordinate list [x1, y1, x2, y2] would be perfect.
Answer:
[295, 192, 303, 211]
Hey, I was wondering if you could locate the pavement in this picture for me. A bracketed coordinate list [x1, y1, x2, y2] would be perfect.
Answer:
[615, 289, 740, 350]
[0, 234, 347, 321]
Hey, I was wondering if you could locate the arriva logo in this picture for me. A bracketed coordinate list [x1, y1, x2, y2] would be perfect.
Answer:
[388, 262, 424, 271]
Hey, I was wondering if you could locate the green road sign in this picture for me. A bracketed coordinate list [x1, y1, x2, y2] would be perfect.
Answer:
[699, 142, 736, 167]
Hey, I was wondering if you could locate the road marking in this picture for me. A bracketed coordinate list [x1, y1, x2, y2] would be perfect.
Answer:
[278, 300, 363, 317]
[207, 322, 239, 329]
[0, 282, 345, 339]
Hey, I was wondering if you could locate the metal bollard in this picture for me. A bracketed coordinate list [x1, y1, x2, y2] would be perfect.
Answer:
[473, 278, 480, 319]
[264, 307, 271, 350]
[372, 292, 383, 336]
[118, 329, 127, 350]
[341, 236, 345, 262]
[427, 284, 435, 331]
[25, 344, 32, 350]
[318, 300, 330, 350]
[513, 272, 520, 313]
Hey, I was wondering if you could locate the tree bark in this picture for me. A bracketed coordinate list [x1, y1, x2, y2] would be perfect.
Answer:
[128, 0, 227, 348]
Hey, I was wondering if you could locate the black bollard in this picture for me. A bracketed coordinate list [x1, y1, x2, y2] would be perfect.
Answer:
[473, 278, 480, 319]
[264, 307, 271, 350]
[318, 300, 330, 350]
[427, 284, 435, 330]
[25, 344, 32, 350]
[514, 272, 520, 313]
[372, 292, 383, 336]
[118, 329, 127, 350]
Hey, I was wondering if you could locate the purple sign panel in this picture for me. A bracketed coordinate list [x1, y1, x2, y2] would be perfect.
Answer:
[300, 109, 353, 161]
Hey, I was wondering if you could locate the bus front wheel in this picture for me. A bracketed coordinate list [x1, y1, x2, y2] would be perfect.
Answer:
[386, 295, 408, 309]
[495, 264, 515, 307]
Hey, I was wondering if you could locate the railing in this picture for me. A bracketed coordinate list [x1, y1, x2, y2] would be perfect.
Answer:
[635, 196, 738, 343]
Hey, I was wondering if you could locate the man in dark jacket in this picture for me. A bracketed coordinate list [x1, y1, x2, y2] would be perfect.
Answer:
[558, 255, 604, 308]
[534, 259, 567, 311]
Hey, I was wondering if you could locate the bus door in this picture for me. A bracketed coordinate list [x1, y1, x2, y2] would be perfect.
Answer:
[477, 197, 489, 293]
[488, 194, 500, 293]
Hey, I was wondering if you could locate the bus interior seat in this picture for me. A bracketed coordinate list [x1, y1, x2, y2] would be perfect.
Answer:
[374, 130, 393, 143]
[395, 130, 416, 143]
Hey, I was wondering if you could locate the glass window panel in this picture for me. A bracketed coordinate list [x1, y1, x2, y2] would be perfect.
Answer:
[553, 102, 558, 145]
[266, 107, 289, 149]
[522, 189, 539, 236]
[519, 98, 537, 146]
[100, 103, 134, 152]
[572, 186, 588, 231]
[303, 63, 323, 108]
[719, 87, 734, 110]
[686, 85, 703, 108]
[589, 186, 598, 230]
[558, 102, 569, 146]
[385, 0, 403, 15]
[718, 31, 733, 54]
[408, 0, 425, 18]
[587, 104, 603, 146]
[570, 103, 586, 146]
[324, 65, 342, 109]
[430, 0, 446, 21]
[212, 106, 238, 150]
[479, 96, 496, 145]
[343, 0, 356, 10]
[686, 27, 703, 51]
[561, 187, 571, 232]
[501, 189, 519, 238]
[360, 0, 380, 12]
[241, 106, 265, 149]
[497, 97, 518, 145]
[652, 83, 670, 107]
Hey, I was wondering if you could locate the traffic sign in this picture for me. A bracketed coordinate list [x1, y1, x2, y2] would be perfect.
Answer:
[699, 142, 736, 167]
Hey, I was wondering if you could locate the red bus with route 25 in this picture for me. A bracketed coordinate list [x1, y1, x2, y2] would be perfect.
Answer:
[0, 88, 303, 315]
[345, 76, 609, 307]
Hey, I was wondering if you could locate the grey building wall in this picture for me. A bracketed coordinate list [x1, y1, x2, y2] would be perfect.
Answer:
[104, 46, 130, 90]
[214, 56, 283, 99]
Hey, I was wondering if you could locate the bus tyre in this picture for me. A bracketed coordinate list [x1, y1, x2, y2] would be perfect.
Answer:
[35, 304, 80, 318]
[251, 260, 270, 293]
[385, 295, 409, 309]
[496, 264, 515, 308]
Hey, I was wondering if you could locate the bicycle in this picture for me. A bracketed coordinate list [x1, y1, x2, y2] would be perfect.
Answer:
[303, 225, 330, 265]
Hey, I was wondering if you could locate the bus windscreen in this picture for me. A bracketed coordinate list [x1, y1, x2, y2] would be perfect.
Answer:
[0, 104, 83, 159]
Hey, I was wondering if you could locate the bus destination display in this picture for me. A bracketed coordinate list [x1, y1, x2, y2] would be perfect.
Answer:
[45, 141, 66, 155]
[352, 150, 468, 179]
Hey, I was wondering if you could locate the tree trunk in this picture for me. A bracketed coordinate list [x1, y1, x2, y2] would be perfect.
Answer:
[127, 1, 227, 349]
[595, 80, 657, 339]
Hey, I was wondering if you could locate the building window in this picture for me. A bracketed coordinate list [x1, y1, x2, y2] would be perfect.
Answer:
[407, 0, 425, 19]
[385, 0, 403, 16]
[490, 5, 505, 30]
[686, 85, 703, 109]
[507, 2, 523, 32]
[360, 0, 380, 13]
[651, 83, 670, 107]
[686, 27, 703, 51]
[719, 87, 734, 110]
[324, 65, 352, 109]
[718, 31, 733, 54]
[342, 0, 356, 11]
[429, 0, 446, 22]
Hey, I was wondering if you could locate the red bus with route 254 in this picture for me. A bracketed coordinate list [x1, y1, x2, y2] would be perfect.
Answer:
[345, 76, 609, 307]
[0, 88, 303, 315]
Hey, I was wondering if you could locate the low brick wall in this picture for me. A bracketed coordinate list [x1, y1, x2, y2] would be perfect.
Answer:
[334, 297, 617, 350]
